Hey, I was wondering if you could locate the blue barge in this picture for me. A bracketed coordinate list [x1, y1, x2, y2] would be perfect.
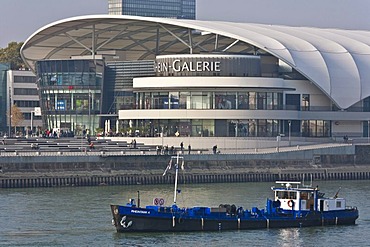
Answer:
[111, 156, 359, 232]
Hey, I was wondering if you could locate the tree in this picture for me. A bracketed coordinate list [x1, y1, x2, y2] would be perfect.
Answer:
[0, 42, 25, 70]
[7, 104, 24, 136]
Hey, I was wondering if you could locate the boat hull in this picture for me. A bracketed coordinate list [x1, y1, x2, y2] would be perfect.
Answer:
[111, 205, 358, 232]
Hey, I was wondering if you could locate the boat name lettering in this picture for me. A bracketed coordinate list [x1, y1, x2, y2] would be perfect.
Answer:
[131, 209, 150, 214]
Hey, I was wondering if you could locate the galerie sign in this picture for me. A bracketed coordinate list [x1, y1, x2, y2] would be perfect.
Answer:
[156, 59, 221, 73]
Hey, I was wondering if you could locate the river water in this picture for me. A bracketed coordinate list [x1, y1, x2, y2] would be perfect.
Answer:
[0, 180, 369, 247]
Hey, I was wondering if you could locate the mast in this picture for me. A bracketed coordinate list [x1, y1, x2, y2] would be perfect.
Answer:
[173, 154, 179, 205]
[171, 153, 184, 205]
[163, 153, 184, 206]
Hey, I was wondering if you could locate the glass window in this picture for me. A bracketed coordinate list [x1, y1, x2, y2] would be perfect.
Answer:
[215, 93, 235, 109]
[249, 92, 256, 110]
[302, 94, 310, 111]
[169, 92, 179, 109]
[238, 93, 249, 109]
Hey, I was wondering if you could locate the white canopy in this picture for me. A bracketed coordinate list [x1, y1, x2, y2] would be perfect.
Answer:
[21, 15, 370, 109]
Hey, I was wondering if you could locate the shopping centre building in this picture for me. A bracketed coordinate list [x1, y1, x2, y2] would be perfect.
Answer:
[20, 15, 370, 140]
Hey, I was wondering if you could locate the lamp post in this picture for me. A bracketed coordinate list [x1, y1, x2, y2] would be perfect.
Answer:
[161, 126, 164, 148]
[88, 90, 91, 135]
[8, 87, 11, 137]
[277, 135, 281, 152]
[288, 121, 291, 146]
[30, 110, 34, 137]
[367, 120, 370, 143]
[236, 137, 238, 154]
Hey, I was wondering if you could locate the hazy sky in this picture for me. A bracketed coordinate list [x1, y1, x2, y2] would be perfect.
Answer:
[1, 0, 370, 48]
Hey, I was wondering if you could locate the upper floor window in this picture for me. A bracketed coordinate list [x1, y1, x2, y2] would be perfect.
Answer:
[14, 76, 36, 83]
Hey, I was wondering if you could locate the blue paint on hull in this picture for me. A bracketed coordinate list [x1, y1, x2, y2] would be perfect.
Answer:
[111, 204, 358, 232]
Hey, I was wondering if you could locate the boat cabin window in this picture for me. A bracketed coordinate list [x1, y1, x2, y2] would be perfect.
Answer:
[336, 201, 342, 208]
[276, 191, 297, 199]
[300, 192, 308, 200]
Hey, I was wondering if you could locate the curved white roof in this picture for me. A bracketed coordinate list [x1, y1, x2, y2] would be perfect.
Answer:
[21, 15, 370, 109]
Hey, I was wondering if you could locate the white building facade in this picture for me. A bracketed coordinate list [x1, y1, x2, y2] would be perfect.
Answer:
[20, 15, 370, 140]
[7, 70, 42, 136]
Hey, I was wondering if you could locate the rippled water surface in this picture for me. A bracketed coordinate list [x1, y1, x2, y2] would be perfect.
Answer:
[0, 180, 368, 246]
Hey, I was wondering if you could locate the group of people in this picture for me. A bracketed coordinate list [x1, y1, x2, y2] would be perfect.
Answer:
[155, 142, 192, 155]
[130, 139, 137, 148]
[156, 145, 175, 155]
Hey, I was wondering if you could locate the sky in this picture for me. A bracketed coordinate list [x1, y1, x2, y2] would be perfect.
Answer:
[1, 0, 370, 48]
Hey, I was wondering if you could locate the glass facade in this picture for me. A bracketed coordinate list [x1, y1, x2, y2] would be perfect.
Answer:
[121, 118, 331, 138]
[119, 119, 283, 138]
[104, 60, 155, 113]
[36, 60, 104, 135]
[33, 56, 335, 138]
[137, 91, 283, 110]
[122, 90, 330, 138]
[108, 0, 196, 19]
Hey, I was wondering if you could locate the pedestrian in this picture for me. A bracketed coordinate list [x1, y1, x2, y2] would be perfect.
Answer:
[180, 142, 184, 151]
[188, 144, 191, 154]
[133, 139, 137, 149]
[213, 145, 217, 154]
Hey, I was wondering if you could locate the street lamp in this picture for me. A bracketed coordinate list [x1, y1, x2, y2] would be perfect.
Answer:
[288, 121, 292, 146]
[235, 121, 238, 154]
[367, 120, 370, 143]
[30, 110, 34, 137]
[161, 126, 164, 147]
[8, 87, 11, 137]
[88, 90, 91, 135]
[31, 107, 41, 137]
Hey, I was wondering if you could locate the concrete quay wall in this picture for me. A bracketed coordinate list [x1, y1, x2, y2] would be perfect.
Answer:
[1, 144, 370, 188]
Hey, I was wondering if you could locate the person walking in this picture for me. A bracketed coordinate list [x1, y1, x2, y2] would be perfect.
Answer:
[213, 145, 217, 154]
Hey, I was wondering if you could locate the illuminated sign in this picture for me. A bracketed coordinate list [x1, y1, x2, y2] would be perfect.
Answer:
[56, 100, 66, 110]
[157, 59, 221, 73]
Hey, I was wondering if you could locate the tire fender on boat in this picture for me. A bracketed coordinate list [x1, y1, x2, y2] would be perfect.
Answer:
[288, 200, 295, 208]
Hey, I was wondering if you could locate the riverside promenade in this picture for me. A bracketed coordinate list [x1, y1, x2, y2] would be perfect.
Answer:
[1, 137, 370, 188]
